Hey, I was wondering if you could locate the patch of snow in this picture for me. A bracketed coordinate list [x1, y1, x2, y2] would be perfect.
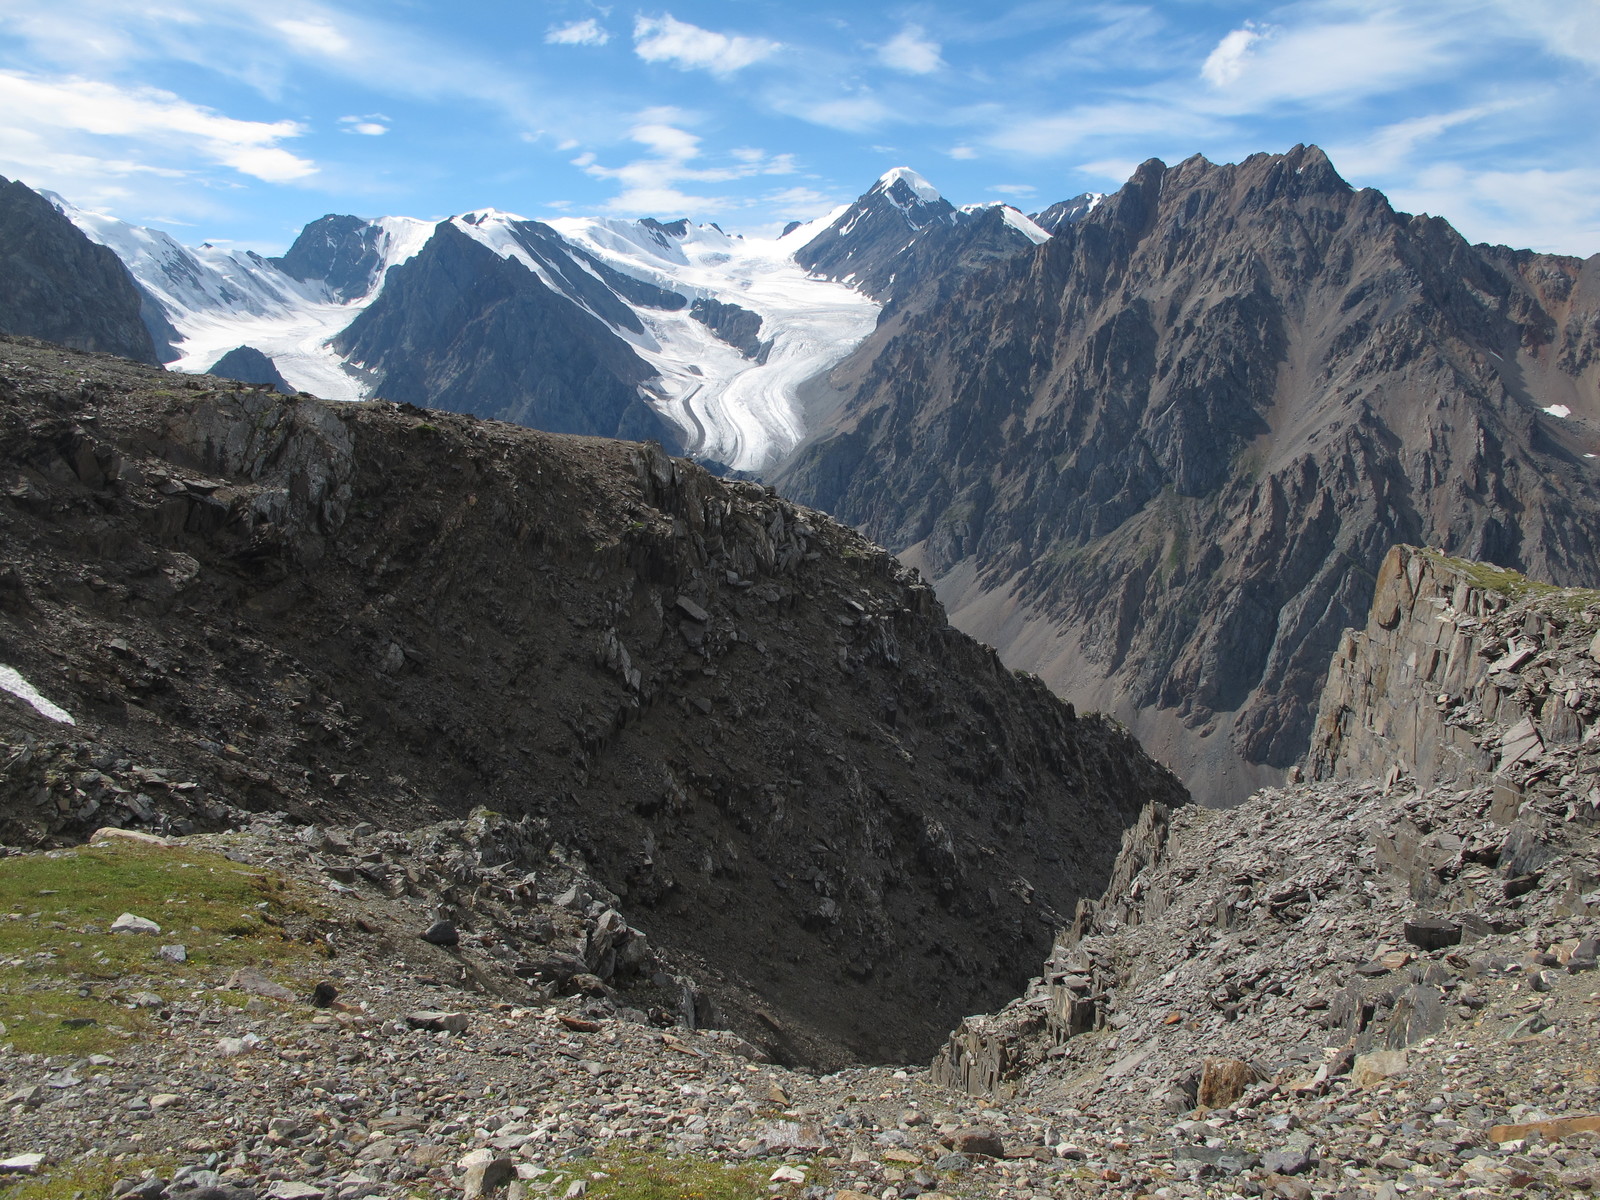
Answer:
[1543, 404, 1572, 419]
[959, 203, 1050, 245]
[0, 664, 74, 724]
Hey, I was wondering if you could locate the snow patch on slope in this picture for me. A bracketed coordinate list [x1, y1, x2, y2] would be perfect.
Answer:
[0, 664, 74, 724]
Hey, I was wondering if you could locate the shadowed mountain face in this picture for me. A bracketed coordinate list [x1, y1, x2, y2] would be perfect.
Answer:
[0, 335, 1185, 1066]
[777, 146, 1600, 805]
[270, 213, 389, 303]
[333, 221, 681, 447]
[0, 177, 165, 365]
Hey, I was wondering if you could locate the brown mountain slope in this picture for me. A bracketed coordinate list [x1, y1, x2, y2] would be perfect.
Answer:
[776, 145, 1600, 805]
[0, 335, 1184, 1066]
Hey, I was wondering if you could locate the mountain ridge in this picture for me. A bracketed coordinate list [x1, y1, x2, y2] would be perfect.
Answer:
[775, 144, 1600, 804]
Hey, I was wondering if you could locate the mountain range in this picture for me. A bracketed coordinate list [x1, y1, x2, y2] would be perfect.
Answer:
[3, 149, 1598, 803]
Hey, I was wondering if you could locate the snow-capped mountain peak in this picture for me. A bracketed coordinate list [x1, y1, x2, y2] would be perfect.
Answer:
[874, 167, 942, 206]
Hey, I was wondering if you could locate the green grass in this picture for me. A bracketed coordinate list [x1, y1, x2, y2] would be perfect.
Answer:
[545, 1151, 818, 1200]
[0, 837, 326, 1054]
[0, 1154, 176, 1200]
[1421, 548, 1600, 610]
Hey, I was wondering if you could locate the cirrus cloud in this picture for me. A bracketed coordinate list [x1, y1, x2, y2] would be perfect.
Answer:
[546, 19, 609, 47]
[0, 71, 316, 182]
[633, 14, 780, 75]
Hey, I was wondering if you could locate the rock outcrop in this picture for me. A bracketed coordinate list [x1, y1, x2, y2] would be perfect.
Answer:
[1310, 543, 1600, 792]
[777, 146, 1600, 805]
[929, 547, 1599, 1136]
[0, 334, 1184, 1067]
[0, 177, 165, 365]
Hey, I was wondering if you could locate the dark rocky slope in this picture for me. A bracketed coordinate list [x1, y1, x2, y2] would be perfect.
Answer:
[0, 177, 165, 365]
[0, 334, 1184, 1066]
[270, 213, 390, 302]
[777, 146, 1600, 805]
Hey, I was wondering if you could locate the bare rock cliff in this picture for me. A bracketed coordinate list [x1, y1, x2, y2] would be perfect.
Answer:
[777, 146, 1600, 805]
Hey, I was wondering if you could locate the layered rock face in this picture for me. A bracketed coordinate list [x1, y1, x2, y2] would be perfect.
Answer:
[0, 177, 165, 365]
[0, 335, 1184, 1066]
[929, 549, 1599, 1171]
[1311, 544, 1600, 788]
[777, 146, 1600, 805]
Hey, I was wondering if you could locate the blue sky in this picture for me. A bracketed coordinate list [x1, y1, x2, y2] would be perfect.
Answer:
[0, 0, 1596, 256]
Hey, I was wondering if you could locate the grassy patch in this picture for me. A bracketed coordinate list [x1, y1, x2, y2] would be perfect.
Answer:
[0, 1154, 176, 1200]
[547, 1151, 818, 1200]
[0, 837, 326, 1054]
[1422, 548, 1600, 610]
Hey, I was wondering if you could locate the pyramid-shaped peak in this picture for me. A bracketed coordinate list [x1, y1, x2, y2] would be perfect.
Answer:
[874, 167, 943, 204]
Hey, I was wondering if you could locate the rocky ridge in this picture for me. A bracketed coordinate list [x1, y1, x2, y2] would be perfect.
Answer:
[777, 144, 1600, 805]
[0, 334, 1183, 1068]
[923, 543, 1600, 1196]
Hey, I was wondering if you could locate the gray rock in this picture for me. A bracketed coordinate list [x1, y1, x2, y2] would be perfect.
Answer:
[110, 912, 160, 935]
[405, 1010, 469, 1033]
[420, 919, 459, 947]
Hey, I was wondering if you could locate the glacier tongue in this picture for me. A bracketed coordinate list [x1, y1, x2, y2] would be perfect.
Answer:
[549, 216, 880, 472]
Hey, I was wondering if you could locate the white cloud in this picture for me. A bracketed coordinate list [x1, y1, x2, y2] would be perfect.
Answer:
[633, 14, 779, 75]
[1325, 104, 1509, 178]
[1078, 159, 1140, 184]
[782, 95, 894, 132]
[988, 183, 1037, 197]
[878, 25, 943, 75]
[947, 145, 977, 160]
[339, 114, 390, 136]
[579, 112, 805, 215]
[1201, 27, 1263, 88]
[1195, 15, 1454, 111]
[546, 19, 609, 47]
[0, 71, 315, 182]
[986, 101, 1216, 158]
[271, 16, 352, 58]
[1385, 163, 1600, 257]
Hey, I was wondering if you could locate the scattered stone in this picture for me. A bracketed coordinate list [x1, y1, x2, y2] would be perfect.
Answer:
[110, 912, 161, 935]
[157, 943, 187, 963]
[405, 1010, 469, 1033]
[0, 1155, 45, 1174]
[227, 968, 295, 1002]
[946, 1127, 1004, 1158]
[459, 1150, 514, 1199]
[1402, 917, 1461, 951]
[1490, 1114, 1600, 1143]
[149, 1093, 185, 1109]
[1351, 1050, 1409, 1087]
